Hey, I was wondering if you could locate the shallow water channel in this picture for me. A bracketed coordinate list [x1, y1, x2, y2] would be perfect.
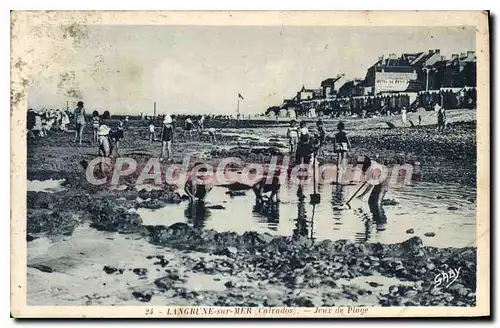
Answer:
[136, 180, 476, 249]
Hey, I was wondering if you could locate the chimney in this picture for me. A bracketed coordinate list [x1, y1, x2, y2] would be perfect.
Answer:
[467, 50, 475, 57]
[460, 52, 466, 58]
[451, 54, 459, 60]
[435, 49, 440, 54]
[378, 56, 383, 61]
[429, 49, 434, 54]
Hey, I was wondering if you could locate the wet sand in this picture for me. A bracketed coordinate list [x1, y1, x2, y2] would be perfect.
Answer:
[26, 109, 477, 306]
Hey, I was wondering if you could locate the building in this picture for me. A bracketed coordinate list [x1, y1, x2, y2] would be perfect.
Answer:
[440, 51, 476, 88]
[337, 79, 365, 98]
[320, 74, 343, 99]
[295, 85, 314, 101]
[364, 50, 444, 94]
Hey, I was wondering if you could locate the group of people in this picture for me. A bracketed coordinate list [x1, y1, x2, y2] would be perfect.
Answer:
[27, 107, 71, 138]
[399, 101, 448, 131]
[287, 119, 351, 165]
[147, 114, 217, 159]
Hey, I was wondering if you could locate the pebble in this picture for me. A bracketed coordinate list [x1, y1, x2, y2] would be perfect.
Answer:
[447, 206, 459, 211]
[29, 264, 54, 273]
[424, 232, 436, 237]
[426, 262, 436, 271]
[430, 288, 442, 296]
[405, 290, 418, 297]
[206, 205, 226, 210]
[103, 266, 118, 274]
[224, 281, 236, 289]
[132, 291, 152, 302]
[132, 268, 148, 276]
[406, 229, 415, 234]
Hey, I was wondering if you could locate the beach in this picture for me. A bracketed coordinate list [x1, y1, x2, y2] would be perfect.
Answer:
[26, 108, 477, 307]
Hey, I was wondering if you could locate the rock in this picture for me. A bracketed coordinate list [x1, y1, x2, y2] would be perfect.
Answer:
[332, 262, 343, 270]
[224, 281, 236, 289]
[400, 236, 423, 251]
[406, 229, 415, 234]
[27, 210, 77, 236]
[449, 284, 469, 297]
[285, 297, 316, 307]
[430, 288, 442, 296]
[436, 196, 443, 199]
[154, 276, 176, 290]
[424, 232, 436, 237]
[218, 246, 238, 257]
[27, 234, 38, 242]
[389, 285, 399, 295]
[447, 206, 459, 211]
[381, 198, 399, 206]
[154, 258, 170, 267]
[90, 207, 143, 234]
[368, 281, 383, 288]
[322, 277, 338, 288]
[146, 255, 154, 259]
[133, 268, 148, 276]
[28, 264, 53, 273]
[103, 266, 118, 274]
[132, 291, 152, 302]
[264, 297, 280, 307]
[206, 205, 226, 210]
[405, 290, 418, 297]
[393, 261, 405, 271]
[226, 190, 246, 197]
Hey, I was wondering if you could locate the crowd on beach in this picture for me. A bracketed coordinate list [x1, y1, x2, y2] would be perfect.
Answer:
[27, 97, 450, 168]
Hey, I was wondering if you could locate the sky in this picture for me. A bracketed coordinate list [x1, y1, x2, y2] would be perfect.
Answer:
[28, 25, 475, 115]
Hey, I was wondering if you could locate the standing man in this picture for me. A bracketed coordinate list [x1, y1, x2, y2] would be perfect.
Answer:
[73, 101, 86, 144]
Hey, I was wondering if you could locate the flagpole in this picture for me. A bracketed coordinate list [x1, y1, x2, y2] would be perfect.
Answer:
[237, 96, 240, 129]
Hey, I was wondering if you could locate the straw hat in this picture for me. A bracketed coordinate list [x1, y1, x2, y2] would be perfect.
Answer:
[98, 124, 111, 136]
[164, 114, 172, 124]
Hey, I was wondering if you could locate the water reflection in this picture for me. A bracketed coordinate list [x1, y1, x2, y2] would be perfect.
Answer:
[293, 187, 309, 238]
[184, 200, 211, 230]
[252, 197, 280, 231]
[368, 184, 388, 232]
[331, 184, 346, 207]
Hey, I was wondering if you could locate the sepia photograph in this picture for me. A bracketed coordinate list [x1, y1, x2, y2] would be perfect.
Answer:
[10, 11, 490, 318]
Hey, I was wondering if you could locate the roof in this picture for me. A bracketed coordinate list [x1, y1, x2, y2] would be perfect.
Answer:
[379, 66, 416, 73]
[321, 76, 342, 86]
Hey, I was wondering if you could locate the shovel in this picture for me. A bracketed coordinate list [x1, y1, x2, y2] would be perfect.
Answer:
[344, 181, 368, 208]
[309, 152, 320, 205]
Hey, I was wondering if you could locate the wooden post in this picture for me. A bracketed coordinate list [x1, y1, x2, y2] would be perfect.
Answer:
[153, 101, 156, 119]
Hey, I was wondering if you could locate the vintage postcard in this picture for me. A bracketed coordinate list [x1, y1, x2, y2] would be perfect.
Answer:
[11, 11, 490, 318]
